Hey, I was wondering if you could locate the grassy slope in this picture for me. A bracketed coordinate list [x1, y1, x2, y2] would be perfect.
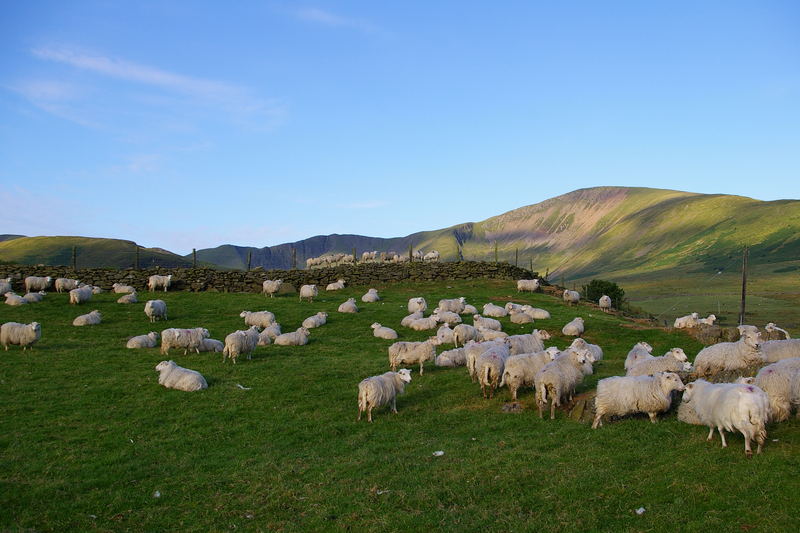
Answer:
[2, 280, 799, 531]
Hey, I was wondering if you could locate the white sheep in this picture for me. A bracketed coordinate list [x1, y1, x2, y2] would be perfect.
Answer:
[534, 346, 591, 419]
[477, 328, 508, 341]
[680, 379, 769, 457]
[624, 341, 654, 371]
[299, 284, 318, 302]
[4, 292, 27, 306]
[357, 369, 412, 422]
[423, 250, 440, 262]
[371, 323, 398, 340]
[674, 312, 700, 328]
[275, 327, 310, 346]
[240, 310, 276, 328]
[698, 314, 717, 325]
[117, 291, 138, 304]
[325, 279, 346, 291]
[223, 326, 260, 363]
[361, 288, 380, 303]
[431, 324, 455, 346]
[598, 295, 612, 312]
[145, 300, 168, 323]
[73, 310, 102, 326]
[765, 322, 791, 340]
[0, 277, 12, 295]
[69, 285, 93, 305]
[476, 349, 507, 399]
[432, 309, 462, 326]
[408, 316, 439, 331]
[302, 312, 328, 329]
[438, 297, 466, 314]
[155, 360, 208, 392]
[257, 329, 274, 346]
[338, 298, 359, 313]
[482, 303, 508, 318]
[388, 340, 436, 375]
[401, 311, 423, 327]
[473, 314, 501, 331]
[453, 324, 480, 347]
[760, 339, 800, 363]
[466, 340, 510, 383]
[91, 286, 104, 294]
[127, 332, 159, 349]
[407, 297, 427, 313]
[520, 306, 550, 320]
[627, 348, 690, 376]
[592, 372, 686, 428]
[507, 330, 551, 355]
[22, 291, 46, 303]
[199, 338, 224, 352]
[112, 283, 136, 294]
[160, 327, 210, 355]
[561, 317, 585, 337]
[570, 337, 603, 361]
[500, 347, 560, 401]
[54, 277, 80, 293]
[24, 276, 52, 292]
[147, 274, 172, 292]
[753, 358, 800, 422]
[1, 321, 41, 350]
[694, 329, 765, 378]
[517, 279, 540, 293]
[562, 290, 580, 305]
[262, 279, 283, 297]
[435, 346, 467, 367]
[462, 304, 478, 315]
[509, 309, 534, 324]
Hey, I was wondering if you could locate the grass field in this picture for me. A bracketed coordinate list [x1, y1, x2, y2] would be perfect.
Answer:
[2, 280, 799, 531]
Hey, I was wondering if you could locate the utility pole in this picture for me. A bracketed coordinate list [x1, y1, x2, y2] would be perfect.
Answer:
[71, 246, 77, 271]
[246, 251, 252, 271]
[739, 246, 749, 325]
[135, 245, 140, 270]
[514, 247, 518, 267]
[291, 248, 297, 269]
[192, 248, 197, 268]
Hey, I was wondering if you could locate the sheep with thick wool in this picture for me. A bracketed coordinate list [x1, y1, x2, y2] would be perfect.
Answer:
[507, 330, 551, 355]
[627, 348, 690, 376]
[694, 329, 765, 378]
[145, 300, 168, 323]
[240, 310, 275, 328]
[4, 292, 26, 306]
[476, 349, 508, 399]
[73, 310, 102, 326]
[155, 360, 207, 392]
[562, 317, 585, 337]
[760, 339, 800, 363]
[570, 337, 603, 362]
[478, 328, 508, 341]
[1, 321, 41, 350]
[473, 314, 501, 331]
[407, 297, 427, 313]
[388, 340, 436, 375]
[624, 342, 654, 371]
[432, 309, 461, 326]
[361, 288, 380, 303]
[326, 279, 346, 291]
[467, 340, 510, 383]
[674, 312, 699, 328]
[435, 346, 467, 367]
[69, 285, 93, 305]
[534, 346, 592, 419]
[517, 279, 540, 293]
[23, 291, 46, 303]
[24, 276, 52, 292]
[453, 324, 479, 347]
[112, 283, 135, 294]
[438, 297, 466, 314]
[160, 327, 210, 355]
[299, 284, 317, 303]
[509, 309, 535, 324]
[592, 372, 685, 428]
[199, 338, 224, 352]
[302, 312, 328, 329]
[482, 303, 508, 318]
[117, 291, 138, 304]
[598, 295, 612, 312]
[223, 326, 260, 363]
[54, 277, 80, 293]
[338, 298, 358, 314]
[462, 304, 478, 315]
[501, 347, 560, 401]
[275, 327, 310, 346]
[562, 290, 580, 305]
[147, 274, 172, 292]
[508, 304, 550, 319]
[357, 368, 412, 422]
[262, 279, 283, 297]
[431, 324, 455, 346]
[698, 314, 717, 325]
[408, 316, 438, 331]
[753, 358, 800, 422]
[371, 323, 398, 340]
[127, 332, 159, 349]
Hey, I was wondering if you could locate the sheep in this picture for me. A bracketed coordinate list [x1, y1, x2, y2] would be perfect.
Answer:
[627, 348, 690, 376]
[299, 284, 317, 303]
[147, 274, 172, 292]
[482, 303, 508, 318]
[476, 349, 507, 399]
[388, 340, 436, 375]
[592, 372, 686, 428]
[500, 347, 560, 401]
[570, 337, 603, 361]
[400, 310, 422, 327]
[302, 312, 328, 329]
[155, 360, 208, 392]
[624, 341, 654, 371]
[54, 277, 80, 293]
[91, 286, 104, 294]
[453, 324, 480, 347]
[371, 323, 398, 340]
[423, 250, 440, 262]
[199, 338, 224, 353]
[361, 288, 380, 303]
[73, 310, 102, 326]
[4, 292, 27, 306]
[407, 297, 427, 313]
[160, 327, 210, 355]
[0, 278, 12, 295]
[562, 290, 580, 305]
[22, 291, 46, 303]
[680, 379, 769, 457]
[117, 291, 138, 304]
[694, 329, 765, 378]
[357, 369, 412, 422]
[435, 346, 467, 367]
[338, 298, 359, 313]
[509, 309, 534, 324]
[507, 330, 551, 355]
[408, 316, 439, 331]
[262, 279, 283, 297]
[1, 321, 41, 350]
[598, 295, 612, 312]
[274, 327, 310, 346]
[326, 279, 346, 291]
[477, 328, 508, 341]
[698, 314, 717, 326]
[462, 304, 478, 315]
[69, 285, 94, 305]
[126, 332, 159, 349]
[144, 300, 168, 323]
[674, 312, 699, 328]
[112, 283, 136, 294]
[760, 339, 800, 363]
[257, 329, 274, 346]
[223, 326, 260, 363]
[438, 297, 466, 314]
[520, 306, 550, 320]
[764, 322, 791, 340]
[432, 309, 462, 326]
[473, 314, 501, 331]
[240, 310, 276, 328]
[561, 317, 585, 337]
[517, 279, 540, 293]
[431, 324, 455, 346]
[534, 346, 591, 419]
[467, 340, 510, 383]
[24, 276, 52, 292]
[753, 358, 800, 422]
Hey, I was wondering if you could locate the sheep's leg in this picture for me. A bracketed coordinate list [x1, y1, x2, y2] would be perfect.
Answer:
[419, 362, 424, 376]
[391, 397, 397, 414]
[592, 412, 602, 429]
[707, 427, 715, 441]
[537, 399, 543, 418]
[481, 383, 487, 399]
[511, 388, 517, 401]
[743, 433, 753, 458]
[718, 427, 727, 448]
[550, 398, 556, 420]
[367, 405, 373, 423]
[648, 412, 658, 423]
[357, 407, 362, 421]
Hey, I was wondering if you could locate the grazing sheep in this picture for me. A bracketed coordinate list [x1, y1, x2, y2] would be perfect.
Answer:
[299, 284, 318, 303]
[598, 295, 612, 312]
[117, 291, 138, 304]
[24, 276, 52, 292]
[112, 283, 136, 294]
[302, 312, 328, 329]
[561, 317, 585, 337]
[388, 340, 436, 375]
[223, 326, 260, 363]
[155, 360, 207, 392]
[407, 297, 427, 313]
[73, 310, 102, 326]
[462, 304, 478, 315]
[1, 321, 41, 350]
[144, 300, 168, 323]
[435, 346, 467, 367]
[507, 330, 551, 355]
[22, 291, 46, 303]
[509, 309, 535, 324]
[534, 346, 591, 419]
[501, 347, 560, 401]
[467, 340, 511, 383]
[0, 278, 12, 295]
[325, 279, 346, 291]
[161, 327, 210, 355]
[698, 314, 717, 325]
[4, 292, 27, 306]
[627, 348, 690, 376]
[54, 277, 80, 293]
[570, 337, 603, 362]
[147, 274, 172, 292]
[562, 290, 580, 305]
[760, 339, 800, 363]
[69, 285, 93, 305]
[477, 328, 508, 341]
[361, 288, 380, 303]
[198, 338, 224, 353]
[753, 358, 800, 422]
[357, 369, 412, 422]
[624, 341, 654, 371]
[432, 309, 462, 326]
[517, 279, 540, 293]
[240, 310, 276, 328]
[371, 323, 398, 340]
[694, 329, 765, 378]
[338, 298, 359, 313]
[592, 372, 685, 428]
[453, 324, 480, 347]
[674, 312, 700, 328]
[408, 316, 439, 331]
[482, 303, 508, 318]
[680, 379, 769, 457]
[274, 327, 310, 346]
[473, 314, 501, 331]
[127, 332, 159, 349]
[431, 324, 455, 346]
[438, 297, 466, 314]
[262, 279, 283, 297]
[476, 349, 507, 399]
[764, 322, 791, 340]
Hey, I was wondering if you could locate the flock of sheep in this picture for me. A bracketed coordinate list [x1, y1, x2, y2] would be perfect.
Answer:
[305, 249, 440, 268]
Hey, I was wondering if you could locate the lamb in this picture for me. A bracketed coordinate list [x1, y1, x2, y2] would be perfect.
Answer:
[54, 277, 80, 293]
[517, 279, 540, 293]
[753, 358, 800, 422]
[274, 327, 310, 346]
[509, 309, 534, 324]
[338, 298, 359, 313]
[476, 349, 507, 399]
[500, 347, 560, 401]
[388, 340, 436, 375]
[408, 316, 439, 331]
[302, 312, 328, 329]
[1, 321, 41, 350]
[147, 274, 172, 292]
[435, 346, 467, 367]
[126, 331, 159, 349]
[223, 326, 260, 363]
[24, 276, 52, 292]
[477, 328, 508, 341]
[262, 279, 283, 297]
[467, 340, 510, 383]
[473, 314, 501, 331]
[764, 322, 791, 340]
[4, 292, 27, 306]
[438, 297, 466, 314]
[453, 324, 480, 347]
[694, 329, 765, 378]
[299, 284, 318, 303]
[760, 339, 800, 363]
[431, 324, 455, 346]
[674, 312, 699, 328]
[598, 295, 612, 312]
[357, 369, 412, 422]
[326, 279, 346, 291]
[432, 309, 462, 326]
[698, 314, 717, 326]
[144, 300, 168, 323]
[112, 283, 136, 294]
[680, 379, 769, 457]
[155, 360, 208, 392]
[507, 330, 551, 355]
[160, 327, 210, 355]
[117, 291, 138, 304]
[361, 288, 380, 303]
[0, 278, 12, 295]
[624, 342, 654, 371]
[198, 338, 224, 352]
[592, 372, 686, 428]
[534, 346, 591, 419]
[561, 317, 585, 336]
[371, 323, 398, 340]
[240, 310, 276, 328]
[570, 337, 603, 361]
[482, 303, 508, 318]
[69, 285, 93, 305]
[73, 310, 102, 326]
[562, 290, 580, 305]
[626, 348, 690, 376]
[22, 291, 46, 303]
[407, 297, 427, 313]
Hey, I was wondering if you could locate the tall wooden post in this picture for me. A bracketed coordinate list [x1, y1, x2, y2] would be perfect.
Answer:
[291, 248, 297, 270]
[246, 251, 252, 271]
[71, 246, 77, 271]
[135, 245, 140, 270]
[192, 248, 197, 268]
[514, 247, 518, 267]
[739, 246, 749, 325]
[494, 241, 498, 263]
[352, 247, 357, 264]
[408, 243, 413, 262]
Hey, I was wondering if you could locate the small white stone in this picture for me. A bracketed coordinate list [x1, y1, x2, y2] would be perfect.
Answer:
[433, 450, 445, 457]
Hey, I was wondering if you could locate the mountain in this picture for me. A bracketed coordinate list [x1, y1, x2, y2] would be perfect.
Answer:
[0, 234, 25, 243]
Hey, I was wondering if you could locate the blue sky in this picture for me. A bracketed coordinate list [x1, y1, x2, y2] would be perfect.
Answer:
[1, 1, 798, 254]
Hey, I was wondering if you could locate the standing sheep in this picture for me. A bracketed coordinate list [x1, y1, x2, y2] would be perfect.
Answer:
[453, 324, 480, 347]
[274, 327, 310, 346]
[592, 372, 685, 428]
[507, 330, 551, 355]
[299, 284, 318, 303]
[117, 291, 138, 304]
[407, 297, 427, 313]
[0, 278, 12, 295]
[534, 346, 591, 419]
[73, 310, 102, 326]
[357, 369, 412, 422]
[160, 327, 210, 355]
[338, 298, 358, 313]
[467, 340, 511, 383]
[147, 274, 172, 292]
[24, 276, 52, 292]
[517, 279, 540, 293]
[626, 348, 690, 376]
[624, 341, 654, 371]
[561, 317, 585, 337]
[144, 300, 168, 323]
[69, 285, 93, 305]
[694, 329, 765, 378]
[361, 288, 380, 303]
[598, 295, 612, 312]
[326, 279, 346, 291]
[476, 349, 507, 399]
[54, 278, 80, 293]
[127, 332, 159, 349]
[1, 321, 41, 350]
[302, 312, 328, 329]
[500, 347, 560, 401]
[388, 340, 436, 375]
[562, 290, 580, 306]
[155, 360, 208, 392]
[223, 326, 260, 363]
[262, 279, 283, 297]
[371, 323, 398, 340]
[240, 310, 276, 328]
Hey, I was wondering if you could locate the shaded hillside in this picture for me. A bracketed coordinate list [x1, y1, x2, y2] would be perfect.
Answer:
[0, 235, 24, 243]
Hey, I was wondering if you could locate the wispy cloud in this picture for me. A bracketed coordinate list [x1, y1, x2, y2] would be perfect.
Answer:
[7, 79, 101, 128]
[337, 200, 388, 209]
[295, 7, 380, 34]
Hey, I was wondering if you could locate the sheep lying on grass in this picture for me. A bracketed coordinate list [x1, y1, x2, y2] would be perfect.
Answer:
[435, 347, 467, 367]
[624, 341, 654, 371]
[24, 276, 52, 292]
[147, 274, 172, 292]
[462, 304, 478, 315]
[357, 368, 412, 422]
[408, 317, 438, 331]
[483, 303, 507, 318]
[626, 348, 690, 376]
[593, 372, 685, 428]
[145, 300, 168, 323]
[199, 338, 224, 352]
[302, 312, 328, 329]
[388, 340, 435, 375]
[473, 314, 501, 331]
[326, 279, 346, 291]
[117, 291, 138, 304]
[509, 309, 534, 324]
[262, 279, 283, 297]
[112, 283, 135, 294]
[338, 298, 358, 313]
[127, 332, 159, 349]
[1, 321, 41, 350]
[371, 323, 398, 340]
[407, 297, 427, 313]
[299, 284, 318, 303]
[4, 293, 26, 306]
[478, 328, 508, 341]
[561, 317, 585, 336]
[275, 327, 310, 346]
[753, 358, 800, 422]
[155, 360, 207, 392]
[73, 310, 102, 326]
[694, 329, 764, 378]
[69, 286, 93, 305]
[501, 347, 560, 401]
[240, 310, 275, 328]
[431, 324, 455, 346]
[433, 309, 462, 326]
[361, 288, 380, 303]
[23, 291, 46, 303]
[161, 327, 210, 355]
[438, 297, 466, 314]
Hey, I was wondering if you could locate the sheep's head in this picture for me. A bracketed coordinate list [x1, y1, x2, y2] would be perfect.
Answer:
[536, 329, 552, 340]
[736, 376, 755, 385]
[397, 368, 412, 383]
[659, 372, 685, 392]
[545, 346, 560, 360]
[200, 328, 210, 338]
[741, 330, 762, 349]
[299, 327, 310, 335]
[30, 322, 41, 333]
[371, 323, 381, 330]
[669, 348, 688, 362]
[239, 311, 250, 317]
[571, 338, 588, 349]
[155, 360, 175, 372]
[149, 332, 159, 339]
[637, 341, 653, 352]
